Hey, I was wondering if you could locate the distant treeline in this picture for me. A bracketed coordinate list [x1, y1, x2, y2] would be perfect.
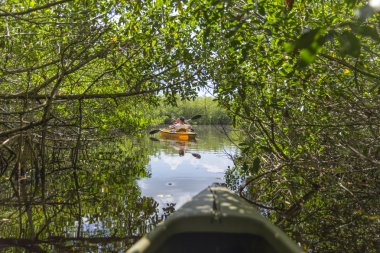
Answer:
[158, 96, 231, 125]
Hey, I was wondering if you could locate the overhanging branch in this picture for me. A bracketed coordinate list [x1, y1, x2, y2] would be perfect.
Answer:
[320, 53, 380, 80]
[0, 0, 74, 17]
[0, 88, 162, 101]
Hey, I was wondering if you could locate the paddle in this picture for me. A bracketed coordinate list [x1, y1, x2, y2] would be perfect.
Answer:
[186, 114, 202, 122]
[148, 137, 201, 159]
[191, 153, 201, 159]
[149, 129, 161, 134]
[149, 115, 202, 134]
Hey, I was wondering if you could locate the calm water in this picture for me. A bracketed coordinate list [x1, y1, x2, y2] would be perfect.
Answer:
[139, 125, 237, 212]
[0, 125, 237, 252]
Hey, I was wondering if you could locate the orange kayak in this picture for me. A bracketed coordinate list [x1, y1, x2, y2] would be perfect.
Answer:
[159, 128, 197, 141]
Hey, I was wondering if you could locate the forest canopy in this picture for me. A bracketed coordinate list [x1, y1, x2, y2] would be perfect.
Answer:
[0, 0, 379, 252]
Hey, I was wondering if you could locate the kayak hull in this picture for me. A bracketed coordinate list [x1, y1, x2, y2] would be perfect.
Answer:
[127, 184, 303, 253]
[159, 129, 197, 141]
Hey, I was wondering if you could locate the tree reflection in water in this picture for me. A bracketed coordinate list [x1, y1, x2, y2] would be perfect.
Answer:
[0, 135, 163, 252]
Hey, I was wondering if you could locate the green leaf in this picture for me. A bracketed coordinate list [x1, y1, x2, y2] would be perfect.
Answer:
[288, 28, 326, 65]
[241, 162, 249, 173]
[156, 0, 163, 7]
[358, 26, 380, 41]
[284, 42, 295, 52]
[250, 157, 261, 174]
[344, 0, 358, 8]
[300, 49, 317, 64]
[338, 31, 361, 57]
[294, 28, 325, 51]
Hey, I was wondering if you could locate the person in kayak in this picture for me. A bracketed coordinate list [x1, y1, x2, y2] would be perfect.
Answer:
[170, 117, 192, 131]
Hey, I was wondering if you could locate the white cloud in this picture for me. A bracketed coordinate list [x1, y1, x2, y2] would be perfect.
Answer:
[202, 163, 226, 173]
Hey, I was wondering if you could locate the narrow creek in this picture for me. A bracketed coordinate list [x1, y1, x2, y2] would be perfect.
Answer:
[139, 125, 238, 214]
[0, 125, 238, 252]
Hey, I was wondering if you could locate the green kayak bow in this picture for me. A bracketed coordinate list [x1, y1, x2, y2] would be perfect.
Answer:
[127, 184, 303, 253]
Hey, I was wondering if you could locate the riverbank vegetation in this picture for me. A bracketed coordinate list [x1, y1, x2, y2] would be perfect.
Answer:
[208, 2, 380, 252]
[0, 0, 379, 252]
[157, 96, 231, 125]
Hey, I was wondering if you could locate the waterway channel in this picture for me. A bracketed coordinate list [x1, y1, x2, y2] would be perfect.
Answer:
[140, 125, 238, 214]
[0, 125, 238, 252]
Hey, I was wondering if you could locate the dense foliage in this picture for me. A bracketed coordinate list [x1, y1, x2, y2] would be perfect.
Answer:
[195, 1, 380, 252]
[1, 0, 379, 252]
[0, 0, 206, 250]
[158, 96, 231, 125]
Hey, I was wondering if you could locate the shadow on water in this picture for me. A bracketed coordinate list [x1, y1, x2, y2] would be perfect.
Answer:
[0, 125, 238, 252]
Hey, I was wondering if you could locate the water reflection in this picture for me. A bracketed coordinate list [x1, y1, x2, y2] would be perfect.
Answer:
[0, 136, 160, 252]
[0, 125, 237, 252]
[139, 125, 237, 213]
